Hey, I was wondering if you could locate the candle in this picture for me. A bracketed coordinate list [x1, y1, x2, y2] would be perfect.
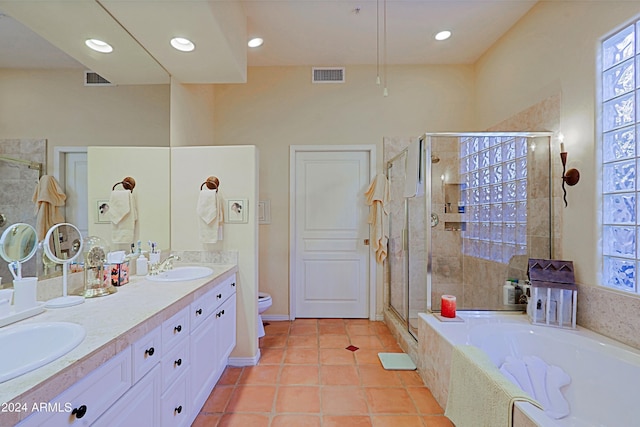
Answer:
[441, 295, 456, 318]
[560, 142, 565, 153]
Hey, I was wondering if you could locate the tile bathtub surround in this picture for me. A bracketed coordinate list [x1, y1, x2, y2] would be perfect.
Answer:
[193, 319, 453, 427]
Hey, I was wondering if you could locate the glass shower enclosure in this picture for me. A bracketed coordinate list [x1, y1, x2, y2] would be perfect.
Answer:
[386, 132, 553, 339]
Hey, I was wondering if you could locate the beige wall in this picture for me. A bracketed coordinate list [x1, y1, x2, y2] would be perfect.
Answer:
[475, 1, 640, 348]
[213, 64, 476, 318]
[170, 146, 259, 360]
[0, 69, 170, 170]
[169, 79, 215, 147]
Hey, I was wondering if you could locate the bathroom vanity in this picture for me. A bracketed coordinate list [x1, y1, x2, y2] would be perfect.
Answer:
[0, 264, 237, 427]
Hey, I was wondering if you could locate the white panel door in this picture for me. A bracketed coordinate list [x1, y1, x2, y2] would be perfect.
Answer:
[294, 149, 370, 318]
[64, 152, 88, 238]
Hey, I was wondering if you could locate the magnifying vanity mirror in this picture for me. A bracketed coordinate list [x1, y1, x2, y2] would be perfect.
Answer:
[43, 223, 84, 308]
[0, 223, 38, 281]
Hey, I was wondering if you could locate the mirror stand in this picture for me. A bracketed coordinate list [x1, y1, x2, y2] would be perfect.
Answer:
[44, 261, 84, 308]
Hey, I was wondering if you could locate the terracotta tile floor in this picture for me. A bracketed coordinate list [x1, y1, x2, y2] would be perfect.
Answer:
[192, 319, 454, 427]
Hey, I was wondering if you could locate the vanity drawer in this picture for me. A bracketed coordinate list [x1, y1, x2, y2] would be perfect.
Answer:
[132, 326, 162, 383]
[215, 274, 237, 305]
[19, 348, 132, 427]
[190, 290, 216, 331]
[162, 306, 190, 351]
[161, 338, 190, 390]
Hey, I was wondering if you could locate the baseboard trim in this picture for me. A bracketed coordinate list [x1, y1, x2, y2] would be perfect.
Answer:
[261, 314, 291, 321]
[228, 349, 261, 367]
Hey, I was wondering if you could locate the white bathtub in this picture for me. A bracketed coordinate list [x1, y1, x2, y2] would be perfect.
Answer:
[420, 312, 640, 427]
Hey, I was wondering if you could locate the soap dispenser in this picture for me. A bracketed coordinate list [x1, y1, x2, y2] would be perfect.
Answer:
[136, 253, 148, 276]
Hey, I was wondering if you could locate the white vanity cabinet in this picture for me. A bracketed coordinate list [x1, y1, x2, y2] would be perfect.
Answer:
[15, 272, 237, 427]
[190, 274, 237, 415]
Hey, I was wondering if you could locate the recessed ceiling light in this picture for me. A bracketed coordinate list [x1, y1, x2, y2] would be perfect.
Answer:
[85, 39, 113, 53]
[170, 37, 195, 52]
[248, 37, 264, 48]
[434, 30, 452, 41]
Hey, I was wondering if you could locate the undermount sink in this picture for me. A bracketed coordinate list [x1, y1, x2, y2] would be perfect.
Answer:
[0, 322, 85, 383]
[146, 266, 214, 282]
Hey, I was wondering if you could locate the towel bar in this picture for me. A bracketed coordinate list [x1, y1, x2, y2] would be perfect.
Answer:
[200, 176, 219, 191]
[112, 177, 136, 192]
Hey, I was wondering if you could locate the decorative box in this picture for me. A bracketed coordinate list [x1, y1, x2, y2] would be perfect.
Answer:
[104, 261, 130, 287]
[527, 259, 577, 329]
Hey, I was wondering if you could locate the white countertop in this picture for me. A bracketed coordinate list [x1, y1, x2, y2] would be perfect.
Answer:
[0, 263, 237, 426]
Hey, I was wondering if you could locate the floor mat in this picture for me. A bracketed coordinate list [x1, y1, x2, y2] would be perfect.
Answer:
[378, 352, 417, 370]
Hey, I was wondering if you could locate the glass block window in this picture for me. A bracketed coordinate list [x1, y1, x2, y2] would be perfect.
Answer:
[601, 22, 640, 293]
[460, 136, 528, 263]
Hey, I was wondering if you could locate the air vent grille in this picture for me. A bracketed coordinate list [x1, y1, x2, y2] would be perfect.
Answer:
[312, 67, 345, 83]
[84, 71, 113, 86]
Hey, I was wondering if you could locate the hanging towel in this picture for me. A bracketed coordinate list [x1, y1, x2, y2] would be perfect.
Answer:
[108, 190, 137, 243]
[33, 175, 67, 241]
[404, 139, 423, 198]
[445, 345, 542, 427]
[197, 190, 224, 243]
[364, 173, 389, 264]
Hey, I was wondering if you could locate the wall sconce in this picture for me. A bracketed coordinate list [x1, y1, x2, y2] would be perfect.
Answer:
[559, 134, 580, 207]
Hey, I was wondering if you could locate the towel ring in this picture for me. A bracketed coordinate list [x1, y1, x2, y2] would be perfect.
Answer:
[200, 176, 219, 192]
[112, 176, 136, 192]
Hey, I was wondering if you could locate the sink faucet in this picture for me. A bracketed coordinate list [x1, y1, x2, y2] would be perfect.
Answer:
[149, 254, 181, 275]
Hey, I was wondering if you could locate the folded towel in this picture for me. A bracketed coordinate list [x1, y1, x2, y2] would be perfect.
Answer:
[32, 175, 67, 241]
[197, 190, 224, 243]
[108, 191, 137, 243]
[445, 345, 541, 427]
[364, 173, 389, 264]
[500, 355, 571, 420]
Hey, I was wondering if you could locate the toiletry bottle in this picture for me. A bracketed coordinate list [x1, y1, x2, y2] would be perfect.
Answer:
[503, 280, 516, 305]
[136, 253, 148, 276]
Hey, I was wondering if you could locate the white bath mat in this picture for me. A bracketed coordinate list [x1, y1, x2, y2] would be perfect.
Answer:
[378, 353, 416, 370]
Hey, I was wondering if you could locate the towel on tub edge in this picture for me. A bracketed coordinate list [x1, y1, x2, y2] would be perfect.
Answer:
[445, 345, 542, 427]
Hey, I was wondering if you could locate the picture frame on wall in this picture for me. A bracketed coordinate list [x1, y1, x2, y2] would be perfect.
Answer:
[226, 198, 248, 223]
[96, 200, 111, 223]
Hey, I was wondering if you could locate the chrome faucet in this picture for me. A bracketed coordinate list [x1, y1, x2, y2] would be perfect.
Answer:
[149, 254, 181, 275]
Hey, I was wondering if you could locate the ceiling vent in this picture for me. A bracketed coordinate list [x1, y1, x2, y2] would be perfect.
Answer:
[312, 67, 345, 83]
[84, 70, 113, 86]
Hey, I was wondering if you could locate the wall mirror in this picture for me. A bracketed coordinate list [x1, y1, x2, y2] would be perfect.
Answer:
[0, 223, 38, 281]
[43, 223, 84, 308]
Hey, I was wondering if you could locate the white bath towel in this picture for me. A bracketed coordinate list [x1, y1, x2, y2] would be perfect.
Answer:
[364, 173, 389, 264]
[197, 190, 224, 243]
[33, 175, 66, 241]
[500, 355, 571, 420]
[108, 190, 137, 243]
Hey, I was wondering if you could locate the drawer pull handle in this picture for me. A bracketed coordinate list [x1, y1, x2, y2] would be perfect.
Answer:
[174, 325, 182, 333]
[72, 405, 87, 419]
[216, 309, 225, 318]
[174, 405, 183, 415]
[196, 308, 203, 316]
[145, 347, 155, 357]
[217, 293, 222, 299]
[175, 358, 182, 367]
[231, 282, 236, 287]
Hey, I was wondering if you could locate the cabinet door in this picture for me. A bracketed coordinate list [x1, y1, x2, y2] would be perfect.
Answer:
[190, 316, 217, 408]
[161, 370, 190, 427]
[93, 365, 161, 427]
[216, 293, 237, 371]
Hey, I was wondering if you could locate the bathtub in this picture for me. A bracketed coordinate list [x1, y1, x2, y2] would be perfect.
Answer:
[419, 311, 640, 427]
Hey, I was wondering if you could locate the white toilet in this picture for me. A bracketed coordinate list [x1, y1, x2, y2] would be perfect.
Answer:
[257, 292, 272, 338]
